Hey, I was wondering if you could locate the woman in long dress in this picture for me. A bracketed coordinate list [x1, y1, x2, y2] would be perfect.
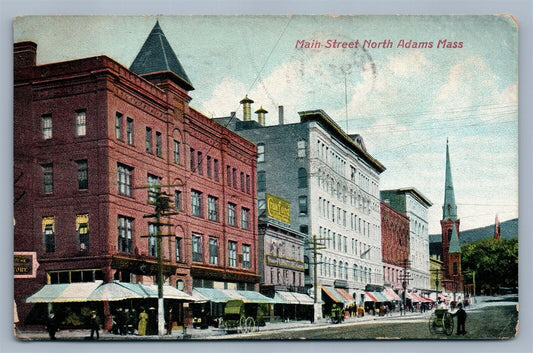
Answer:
[138, 308, 148, 335]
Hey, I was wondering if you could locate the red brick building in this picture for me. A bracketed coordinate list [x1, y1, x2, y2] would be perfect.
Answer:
[14, 22, 258, 328]
[380, 201, 410, 291]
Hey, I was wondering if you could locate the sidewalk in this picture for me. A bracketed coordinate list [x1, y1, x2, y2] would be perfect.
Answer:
[15, 310, 432, 341]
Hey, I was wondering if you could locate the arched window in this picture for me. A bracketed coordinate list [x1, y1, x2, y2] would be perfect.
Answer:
[333, 260, 337, 278]
[339, 261, 343, 279]
[345, 263, 349, 280]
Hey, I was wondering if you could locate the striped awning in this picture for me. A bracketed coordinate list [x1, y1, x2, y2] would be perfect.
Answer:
[322, 286, 345, 303]
[383, 287, 401, 301]
[192, 288, 276, 304]
[364, 291, 389, 302]
[292, 292, 315, 305]
[334, 288, 354, 303]
[26, 281, 103, 303]
[275, 291, 300, 304]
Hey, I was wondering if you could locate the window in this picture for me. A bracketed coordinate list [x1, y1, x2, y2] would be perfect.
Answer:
[227, 203, 236, 226]
[148, 223, 157, 257]
[191, 190, 203, 217]
[299, 196, 308, 215]
[208, 196, 219, 221]
[206, 156, 212, 178]
[76, 160, 88, 190]
[298, 168, 307, 188]
[197, 151, 203, 174]
[242, 245, 251, 269]
[145, 127, 153, 153]
[147, 174, 160, 204]
[241, 208, 250, 229]
[42, 164, 53, 193]
[297, 140, 306, 157]
[257, 143, 265, 162]
[345, 263, 349, 280]
[240, 172, 245, 192]
[115, 113, 123, 140]
[155, 132, 162, 157]
[117, 216, 133, 253]
[190, 148, 196, 171]
[214, 159, 220, 181]
[43, 216, 55, 252]
[192, 234, 203, 262]
[209, 237, 218, 265]
[41, 114, 52, 140]
[75, 110, 86, 137]
[117, 163, 133, 196]
[232, 168, 237, 188]
[228, 241, 237, 267]
[173, 140, 180, 164]
[175, 237, 182, 262]
[257, 171, 266, 192]
[127, 118, 134, 145]
[76, 214, 89, 252]
[174, 190, 182, 211]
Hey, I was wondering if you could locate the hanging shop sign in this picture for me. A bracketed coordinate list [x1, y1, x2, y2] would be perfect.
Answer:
[14, 251, 39, 278]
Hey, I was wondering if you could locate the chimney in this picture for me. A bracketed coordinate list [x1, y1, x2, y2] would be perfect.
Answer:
[278, 106, 284, 125]
[255, 107, 268, 126]
[14, 41, 37, 69]
[240, 95, 254, 121]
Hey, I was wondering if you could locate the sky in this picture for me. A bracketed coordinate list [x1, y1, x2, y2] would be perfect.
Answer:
[13, 15, 519, 234]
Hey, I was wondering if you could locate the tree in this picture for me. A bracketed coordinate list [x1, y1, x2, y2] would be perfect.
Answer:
[461, 237, 518, 295]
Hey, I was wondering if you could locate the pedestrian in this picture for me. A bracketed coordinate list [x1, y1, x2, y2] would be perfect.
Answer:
[166, 308, 173, 335]
[46, 312, 58, 340]
[452, 302, 467, 335]
[138, 307, 148, 336]
[89, 311, 99, 340]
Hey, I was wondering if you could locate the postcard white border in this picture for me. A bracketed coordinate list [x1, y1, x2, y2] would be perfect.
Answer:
[2, 1, 531, 353]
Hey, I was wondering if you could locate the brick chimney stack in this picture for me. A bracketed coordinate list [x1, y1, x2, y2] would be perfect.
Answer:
[14, 41, 37, 69]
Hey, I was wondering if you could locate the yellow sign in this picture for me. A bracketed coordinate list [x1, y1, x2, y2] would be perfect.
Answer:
[266, 193, 290, 224]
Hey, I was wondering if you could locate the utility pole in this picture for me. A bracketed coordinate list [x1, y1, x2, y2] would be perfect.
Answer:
[139, 183, 181, 336]
[398, 259, 411, 312]
[306, 233, 327, 323]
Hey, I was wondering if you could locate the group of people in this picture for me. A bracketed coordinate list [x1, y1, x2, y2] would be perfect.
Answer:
[110, 307, 150, 336]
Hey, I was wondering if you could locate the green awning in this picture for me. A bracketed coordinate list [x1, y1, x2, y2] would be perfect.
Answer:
[193, 288, 232, 303]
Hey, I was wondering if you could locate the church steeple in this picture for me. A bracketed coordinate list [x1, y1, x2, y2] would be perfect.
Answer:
[442, 139, 457, 220]
[130, 21, 194, 91]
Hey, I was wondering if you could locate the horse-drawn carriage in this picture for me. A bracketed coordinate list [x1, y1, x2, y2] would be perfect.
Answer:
[223, 299, 266, 333]
[428, 308, 454, 336]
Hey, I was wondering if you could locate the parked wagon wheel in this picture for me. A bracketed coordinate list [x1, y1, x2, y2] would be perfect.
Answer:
[245, 317, 256, 332]
[443, 312, 454, 336]
[238, 316, 247, 333]
[428, 313, 437, 335]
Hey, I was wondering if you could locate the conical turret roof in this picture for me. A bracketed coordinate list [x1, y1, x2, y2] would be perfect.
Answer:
[130, 21, 194, 91]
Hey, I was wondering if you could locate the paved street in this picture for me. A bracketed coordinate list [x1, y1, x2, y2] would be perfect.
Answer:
[14, 295, 518, 341]
[221, 295, 518, 340]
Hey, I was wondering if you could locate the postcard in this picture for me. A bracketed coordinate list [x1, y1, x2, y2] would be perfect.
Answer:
[13, 15, 518, 341]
